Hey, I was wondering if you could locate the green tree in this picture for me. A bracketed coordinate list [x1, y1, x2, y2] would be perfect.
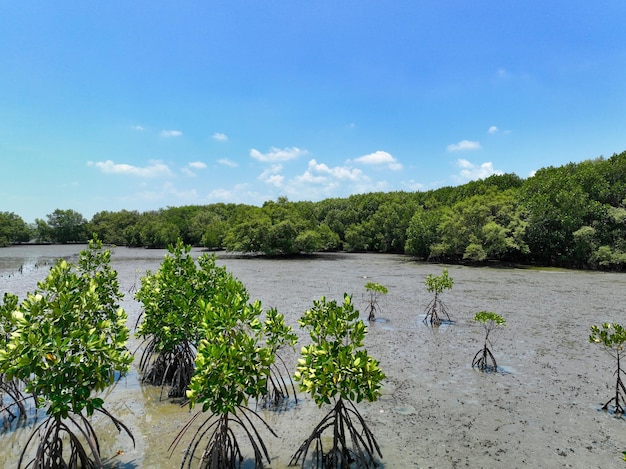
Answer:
[405, 206, 443, 258]
[135, 239, 230, 398]
[172, 274, 295, 468]
[291, 294, 385, 468]
[0, 212, 31, 245]
[90, 209, 141, 245]
[0, 239, 134, 468]
[47, 208, 88, 244]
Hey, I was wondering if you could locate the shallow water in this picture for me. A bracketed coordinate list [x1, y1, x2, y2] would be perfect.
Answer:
[1, 245, 626, 468]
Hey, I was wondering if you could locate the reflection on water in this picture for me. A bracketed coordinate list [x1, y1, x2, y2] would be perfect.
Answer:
[1, 245, 626, 467]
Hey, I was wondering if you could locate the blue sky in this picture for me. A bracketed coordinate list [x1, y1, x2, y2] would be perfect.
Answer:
[2, 1, 625, 223]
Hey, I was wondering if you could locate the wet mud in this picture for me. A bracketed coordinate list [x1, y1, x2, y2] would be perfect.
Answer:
[1, 246, 626, 468]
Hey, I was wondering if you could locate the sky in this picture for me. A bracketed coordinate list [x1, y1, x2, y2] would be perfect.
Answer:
[2, 1, 625, 223]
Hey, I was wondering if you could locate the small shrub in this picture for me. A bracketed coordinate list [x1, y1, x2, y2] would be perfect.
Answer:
[590, 323, 626, 414]
[0, 239, 134, 468]
[170, 274, 295, 468]
[135, 239, 231, 398]
[364, 282, 388, 322]
[0, 292, 31, 424]
[472, 311, 506, 371]
[291, 294, 385, 468]
[423, 268, 454, 325]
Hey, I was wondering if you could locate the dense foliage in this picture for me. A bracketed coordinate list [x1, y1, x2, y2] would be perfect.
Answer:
[135, 240, 233, 398]
[0, 239, 134, 467]
[291, 294, 385, 468]
[4, 151, 626, 269]
[167, 245, 295, 468]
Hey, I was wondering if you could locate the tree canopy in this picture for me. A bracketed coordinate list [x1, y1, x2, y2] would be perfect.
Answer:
[3, 150, 626, 270]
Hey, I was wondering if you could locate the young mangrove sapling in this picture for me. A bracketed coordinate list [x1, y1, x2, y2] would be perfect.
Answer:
[472, 311, 506, 371]
[170, 272, 295, 468]
[135, 239, 231, 399]
[0, 292, 31, 424]
[291, 294, 385, 468]
[0, 239, 134, 468]
[590, 322, 626, 415]
[364, 282, 388, 322]
[423, 268, 454, 326]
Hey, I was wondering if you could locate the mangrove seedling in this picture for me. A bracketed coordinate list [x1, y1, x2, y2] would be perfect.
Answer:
[170, 273, 292, 469]
[0, 292, 31, 424]
[472, 311, 506, 371]
[135, 239, 231, 399]
[364, 282, 388, 322]
[261, 307, 298, 408]
[291, 294, 386, 468]
[590, 323, 626, 415]
[423, 268, 454, 326]
[0, 239, 134, 468]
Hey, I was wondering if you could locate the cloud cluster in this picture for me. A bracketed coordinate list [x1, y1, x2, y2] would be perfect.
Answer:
[353, 150, 403, 170]
[250, 146, 307, 162]
[212, 132, 228, 142]
[454, 159, 503, 182]
[447, 140, 481, 152]
[87, 160, 173, 178]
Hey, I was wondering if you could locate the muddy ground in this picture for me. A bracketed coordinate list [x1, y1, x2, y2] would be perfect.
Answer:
[1, 246, 626, 468]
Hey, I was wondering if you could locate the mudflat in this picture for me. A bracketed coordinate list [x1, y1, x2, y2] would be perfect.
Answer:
[1, 247, 625, 468]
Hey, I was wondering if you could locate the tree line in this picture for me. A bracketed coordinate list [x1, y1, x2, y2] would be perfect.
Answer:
[2, 150, 626, 270]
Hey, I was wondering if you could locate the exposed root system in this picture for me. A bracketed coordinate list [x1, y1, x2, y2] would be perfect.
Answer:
[290, 398, 382, 469]
[1, 377, 31, 426]
[472, 345, 498, 371]
[601, 353, 626, 415]
[138, 338, 197, 399]
[260, 354, 297, 409]
[171, 406, 276, 469]
[423, 293, 452, 326]
[16, 407, 134, 469]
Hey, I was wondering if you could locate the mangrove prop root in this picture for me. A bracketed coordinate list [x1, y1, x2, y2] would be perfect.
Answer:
[602, 354, 626, 414]
[17, 407, 134, 469]
[290, 398, 382, 469]
[172, 406, 276, 469]
[1, 377, 31, 424]
[260, 353, 298, 409]
[138, 338, 197, 399]
[472, 345, 498, 371]
[423, 293, 452, 326]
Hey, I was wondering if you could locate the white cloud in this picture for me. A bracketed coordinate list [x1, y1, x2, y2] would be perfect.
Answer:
[298, 159, 363, 183]
[181, 162, 206, 178]
[454, 159, 503, 182]
[488, 126, 498, 134]
[353, 150, 403, 171]
[447, 140, 481, 152]
[161, 129, 183, 137]
[131, 125, 145, 131]
[259, 164, 284, 187]
[250, 146, 307, 162]
[217, 158, 238, 168]
[212, 132, 228, 142]
[265, 174, 285, 187]
[87, 160, 173, 178]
